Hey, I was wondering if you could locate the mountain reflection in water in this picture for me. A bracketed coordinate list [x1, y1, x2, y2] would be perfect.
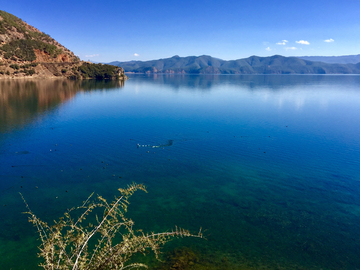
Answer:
[0, 79, 124, 133]
[128, 73, 360, 91]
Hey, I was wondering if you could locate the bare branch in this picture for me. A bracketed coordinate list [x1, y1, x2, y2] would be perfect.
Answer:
[22, 183, 203, 270]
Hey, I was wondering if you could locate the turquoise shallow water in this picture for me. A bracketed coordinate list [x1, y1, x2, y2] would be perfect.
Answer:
[1, 75, 360, 269]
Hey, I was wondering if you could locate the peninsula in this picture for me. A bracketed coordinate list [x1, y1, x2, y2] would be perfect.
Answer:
[0, 10, 126, 80]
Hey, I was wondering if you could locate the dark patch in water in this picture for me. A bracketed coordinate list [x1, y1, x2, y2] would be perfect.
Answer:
[137, 139, 174, 149]
[15, 151, 30, 155]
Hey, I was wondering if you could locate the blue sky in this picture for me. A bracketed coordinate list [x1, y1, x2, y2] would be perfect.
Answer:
[2, 0, 360, 62]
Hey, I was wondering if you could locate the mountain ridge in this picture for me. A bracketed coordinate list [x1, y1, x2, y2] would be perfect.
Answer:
[298, 54, 360, 64]
[110, 55, 360, 75]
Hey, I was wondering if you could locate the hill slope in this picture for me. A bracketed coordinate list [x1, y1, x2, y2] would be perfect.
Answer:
[0, 10, 126, 80]
[110, 55, 360, 74]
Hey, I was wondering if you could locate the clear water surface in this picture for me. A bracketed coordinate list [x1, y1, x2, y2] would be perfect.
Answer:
[1, 75, 360, 269]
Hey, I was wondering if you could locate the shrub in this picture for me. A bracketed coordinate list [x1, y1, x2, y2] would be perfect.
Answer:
[21, 183, 202, 270]
[25, 69, 35, 76]
[4, 52, 12, 59]
[68, 73, 82, 80]
[10, 64, 20, 70]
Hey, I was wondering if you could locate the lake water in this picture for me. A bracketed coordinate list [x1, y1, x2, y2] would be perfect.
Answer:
[1, 75, 360, 269]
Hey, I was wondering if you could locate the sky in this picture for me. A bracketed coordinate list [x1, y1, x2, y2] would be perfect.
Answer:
[2, 0, 360, 62]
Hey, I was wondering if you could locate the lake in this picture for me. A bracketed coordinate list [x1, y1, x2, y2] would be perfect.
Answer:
[1, 75, 360, 269]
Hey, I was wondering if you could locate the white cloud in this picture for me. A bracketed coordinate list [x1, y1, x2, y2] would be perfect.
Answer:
[286, 47, 297, 50]
[134, 53, 140, 57]
[265, 47, 272, 51]
[276, 40, 288, 45]
[85, 54, 99, 58]
[324, 38, 334, 43]
[296, 40, 310, 45]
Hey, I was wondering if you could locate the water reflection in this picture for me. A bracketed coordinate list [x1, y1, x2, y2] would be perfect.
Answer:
[0, 79, 124, 133]
[128, 74, 360, 91]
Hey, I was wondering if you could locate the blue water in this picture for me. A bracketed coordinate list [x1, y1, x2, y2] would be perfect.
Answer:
[1, 75, 360, 269]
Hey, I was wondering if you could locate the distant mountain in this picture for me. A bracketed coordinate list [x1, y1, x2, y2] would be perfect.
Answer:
[0, 10, 126, 80]
[298, 55, 360, 64]
[110, 55, 360, 75]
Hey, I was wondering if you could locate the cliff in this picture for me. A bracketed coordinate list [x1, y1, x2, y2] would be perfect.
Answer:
[0, 10, 126, 80]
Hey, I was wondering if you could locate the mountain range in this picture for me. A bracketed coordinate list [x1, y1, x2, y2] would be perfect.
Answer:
[110, 55, 360, 75]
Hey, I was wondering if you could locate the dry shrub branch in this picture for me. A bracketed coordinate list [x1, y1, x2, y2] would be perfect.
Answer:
[21, 183, 202, 270]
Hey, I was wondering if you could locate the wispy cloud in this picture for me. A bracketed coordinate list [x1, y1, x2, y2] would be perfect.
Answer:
[324, 38, 334, 43]
[134, 53, 140, 57]
[296, 40, 310, 45]
[276, 40, 288, 45]
[85, 54, 99, 58]
[286, 47, 297, 50]
[265, 47, 272, 51]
